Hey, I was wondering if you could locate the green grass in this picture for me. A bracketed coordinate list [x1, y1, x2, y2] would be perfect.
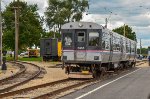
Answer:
[6, 56, 43, 62]
[19, 57, 42, 61]
[6, 56, 62, 64]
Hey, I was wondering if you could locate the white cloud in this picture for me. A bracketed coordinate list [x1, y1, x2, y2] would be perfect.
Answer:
[81, 13, 96, 22]
[2, 0, 150, 48]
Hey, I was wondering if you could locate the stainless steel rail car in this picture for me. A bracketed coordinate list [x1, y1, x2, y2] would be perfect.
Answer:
[148, 46, 150, 57]
[61, 22, 136, 78]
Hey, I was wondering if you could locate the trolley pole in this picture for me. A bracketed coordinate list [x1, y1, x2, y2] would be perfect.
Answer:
[0, 0, 2, 67]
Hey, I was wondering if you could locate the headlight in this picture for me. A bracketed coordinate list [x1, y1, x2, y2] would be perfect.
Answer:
[94, 56, 99, 60]
[63, 56, 67, 60]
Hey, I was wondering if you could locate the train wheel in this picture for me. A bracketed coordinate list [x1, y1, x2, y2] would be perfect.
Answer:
[100, 67, 106, 79]
[92, 70, 97, 78]
[124, 62, 129, 69]
[65, 66, 70, 75]
[129, 63, 133, 68]
[119, 63, 124, 70]
[133, 62, 136, 67]
[92, 65, 99, 78]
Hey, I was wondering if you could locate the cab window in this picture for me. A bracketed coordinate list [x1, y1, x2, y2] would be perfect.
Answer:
[89, 32, 99, 46]
[63, 33, 72, 47]
[77, 32, 85, 42]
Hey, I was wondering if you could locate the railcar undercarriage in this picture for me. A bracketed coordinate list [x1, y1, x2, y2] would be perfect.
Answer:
[63, 61, 136, 78]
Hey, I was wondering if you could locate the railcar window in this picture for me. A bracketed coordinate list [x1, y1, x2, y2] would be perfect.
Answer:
[123, 39, 126, 52]
[77, 32, 85, 42]
[102, 32, 105, 49]
[102, 41, 105, 49]
[102, 32, 110, 50]
[126, 41, 130, 53]
[89, 32, 99, 46]
[113, 36, 117, 51]
[131, 43, 135, 52]
[46, 42, 50, 46]
[148, 46, 150, 51]
[116, 37, 120, 51]
[126, 42, 128, 53]
[63, 33, 72, 47]
[105, 41, 110, 50]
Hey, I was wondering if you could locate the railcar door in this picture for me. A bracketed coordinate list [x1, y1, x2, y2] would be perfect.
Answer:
[74, 30, 87, 61]
[44, 39, 52, 55]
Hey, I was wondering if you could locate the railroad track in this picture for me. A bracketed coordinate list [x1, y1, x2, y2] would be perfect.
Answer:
[0, 61, 42, 94]
[0, 61, 145, 98]
[0, 78, 94, 99]
[0, 62, 26, 84]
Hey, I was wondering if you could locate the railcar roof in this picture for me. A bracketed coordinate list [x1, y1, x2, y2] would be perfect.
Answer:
[104, 28, 136, 43]
[61, 22, 104, 29]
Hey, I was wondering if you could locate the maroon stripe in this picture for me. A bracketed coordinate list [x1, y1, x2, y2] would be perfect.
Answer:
[63, 50, 122, 52]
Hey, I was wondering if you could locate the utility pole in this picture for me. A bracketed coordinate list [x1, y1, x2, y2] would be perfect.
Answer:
[54, 25, 56, 38]
[140, 38, 142, 55]
[13, 0, 20, 61]
[105, 18, 108, 28]
[0, 0, 2, 67]
[124, 24, 126, 37]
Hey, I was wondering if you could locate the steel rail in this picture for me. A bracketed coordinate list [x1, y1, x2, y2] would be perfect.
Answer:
[0, 61, 42, 93]
[0, 78, 72, 98]
[0, 61, 26, 84]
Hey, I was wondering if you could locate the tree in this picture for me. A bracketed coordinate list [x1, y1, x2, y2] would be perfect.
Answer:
[45, 0, 89, 33]
[2, 1, 44, 50]
[112, 25, 137, 41]
[137, 48, 148, 56]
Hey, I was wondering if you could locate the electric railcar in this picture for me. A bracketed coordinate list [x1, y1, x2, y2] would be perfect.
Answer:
[148, 46, 150, 57]
[61, 22, 136, 78]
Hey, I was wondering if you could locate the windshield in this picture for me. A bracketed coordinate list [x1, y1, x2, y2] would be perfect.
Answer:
[89, 32, 99, 46]
[62, 33, 73, 48]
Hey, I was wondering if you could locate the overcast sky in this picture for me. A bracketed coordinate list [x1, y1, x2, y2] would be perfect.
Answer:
[2, 0, 150, 48]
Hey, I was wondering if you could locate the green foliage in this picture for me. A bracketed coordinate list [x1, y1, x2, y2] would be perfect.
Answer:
[45, 0, 89, 32]
[2, 1, 44, 50]
[41, 31, 61, 40]
[137, 48, 148, 55]
[112, 25, 137, 41]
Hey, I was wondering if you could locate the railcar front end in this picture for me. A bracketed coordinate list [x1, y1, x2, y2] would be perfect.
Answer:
[61, 22, 104, 77]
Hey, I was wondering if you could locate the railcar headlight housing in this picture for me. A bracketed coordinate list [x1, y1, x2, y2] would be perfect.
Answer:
[94, 56, 99, 60]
